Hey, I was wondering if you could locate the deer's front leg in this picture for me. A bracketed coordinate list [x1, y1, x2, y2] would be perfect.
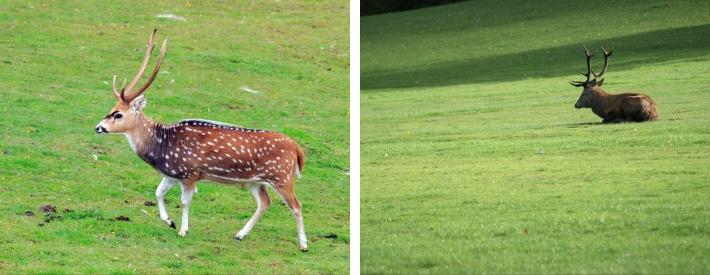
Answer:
[156, 177, 178, 228]
[178, 180, 196, 237]
[602, 117, 624, 123]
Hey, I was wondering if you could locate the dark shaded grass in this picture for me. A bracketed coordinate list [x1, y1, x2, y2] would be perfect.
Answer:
[363, 24, 710, 89]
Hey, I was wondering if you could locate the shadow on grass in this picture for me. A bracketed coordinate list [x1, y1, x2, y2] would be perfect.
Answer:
[558, 122, 604, 128]
[558, 120, 664, 128]
[362, 24, 710, 91]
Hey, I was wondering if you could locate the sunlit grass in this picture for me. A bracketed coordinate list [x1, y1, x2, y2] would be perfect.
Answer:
[361, 0, 710, 273]
[0, 1, 349, 273]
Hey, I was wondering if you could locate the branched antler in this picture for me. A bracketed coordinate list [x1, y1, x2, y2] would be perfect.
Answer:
[570, 47, 594, 87]
[592, 46, 612, 79]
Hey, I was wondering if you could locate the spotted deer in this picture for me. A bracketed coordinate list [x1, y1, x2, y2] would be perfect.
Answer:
[94, 29, 308, 251]
[570, 47, 658, 123]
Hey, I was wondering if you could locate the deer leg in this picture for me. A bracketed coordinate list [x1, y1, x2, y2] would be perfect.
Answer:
[274, 184, 307, 251]
[235, 184, 271, 241]
[603, 117, 624, 123]
[178, 180, 196, 237]
[156, 177, 177, 228]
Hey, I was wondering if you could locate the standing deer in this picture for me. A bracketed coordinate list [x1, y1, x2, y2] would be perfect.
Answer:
[94, 29, 308, 251]
[570, 47, 658, 123]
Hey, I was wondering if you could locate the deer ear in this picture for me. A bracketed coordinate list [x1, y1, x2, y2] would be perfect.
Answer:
[130, 95, 147, 112]
[597, 78, 604, 86]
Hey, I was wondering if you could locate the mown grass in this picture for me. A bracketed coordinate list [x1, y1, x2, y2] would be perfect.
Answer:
[0, 1, 348, 273]
[361, 0, 710, 273]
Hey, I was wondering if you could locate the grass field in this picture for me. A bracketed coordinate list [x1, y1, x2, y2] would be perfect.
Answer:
[0, 1, 348, 273]
[361, 0, 710, 273]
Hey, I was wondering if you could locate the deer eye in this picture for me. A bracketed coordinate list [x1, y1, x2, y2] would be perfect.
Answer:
[114, 113, 123, 119]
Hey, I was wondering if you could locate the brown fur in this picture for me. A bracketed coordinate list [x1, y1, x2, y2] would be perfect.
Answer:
[575, 85, 658, 123]
[570, 47, 658, 123]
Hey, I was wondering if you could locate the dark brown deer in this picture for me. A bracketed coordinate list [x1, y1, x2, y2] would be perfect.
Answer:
[94, 29, 308, 251]
[570, 47, 658, 123]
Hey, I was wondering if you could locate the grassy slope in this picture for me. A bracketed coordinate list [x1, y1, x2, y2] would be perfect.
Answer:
[362, 0, 710, 273]
[0, 1, 348, 273]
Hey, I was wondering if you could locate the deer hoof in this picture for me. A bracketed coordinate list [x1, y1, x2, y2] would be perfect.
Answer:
[166, 219, 176, 229]
[178, 230, 188, 237]
[234, 234, 245, 241]
[300, 244, 308, 252]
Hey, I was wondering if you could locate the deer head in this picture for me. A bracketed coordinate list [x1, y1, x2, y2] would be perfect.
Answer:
[95, 29, 167, 134]
[570, 46, 612, 108]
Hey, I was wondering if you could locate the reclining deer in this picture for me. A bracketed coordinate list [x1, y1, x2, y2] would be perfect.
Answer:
[570, 47, 658, 123]
[94, 29, 308, 251]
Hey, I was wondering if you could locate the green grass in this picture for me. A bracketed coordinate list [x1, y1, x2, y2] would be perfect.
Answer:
[0, 1, 348, 273]
[361, 0, 710, 273]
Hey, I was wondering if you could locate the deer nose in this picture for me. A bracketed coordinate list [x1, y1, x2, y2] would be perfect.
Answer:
[95, 125, 108, 134]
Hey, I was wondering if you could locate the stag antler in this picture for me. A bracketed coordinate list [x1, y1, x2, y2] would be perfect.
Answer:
[112, 76, 127, 100]
[113, 29, 168, 104]
[569, 47, 594, 87]
[592, 46, 612, 79]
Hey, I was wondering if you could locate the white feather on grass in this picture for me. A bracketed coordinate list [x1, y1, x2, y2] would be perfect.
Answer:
[155, 14, 187, 22]
[240, 86, 260, 94]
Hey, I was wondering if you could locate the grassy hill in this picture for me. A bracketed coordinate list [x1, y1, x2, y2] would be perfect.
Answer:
[0, 1, 349, 273]
[361, 0, 710, 273]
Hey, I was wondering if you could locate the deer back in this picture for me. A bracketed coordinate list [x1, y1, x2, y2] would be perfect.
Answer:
[138, 120, 304, 186]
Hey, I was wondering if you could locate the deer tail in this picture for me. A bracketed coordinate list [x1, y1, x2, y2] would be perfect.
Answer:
[295, 144, 305, 179]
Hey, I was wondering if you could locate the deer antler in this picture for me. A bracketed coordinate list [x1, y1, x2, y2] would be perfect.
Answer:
[569, 47, 594, 87]
[117, 29, 168, 104]
[112, 75, 121, 100]
[592, 46, 612, 79]
[127, 37, 168, 102]
[112, 76, 128, 101]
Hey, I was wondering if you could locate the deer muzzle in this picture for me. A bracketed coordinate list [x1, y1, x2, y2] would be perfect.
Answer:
[95, 125, 108, 134]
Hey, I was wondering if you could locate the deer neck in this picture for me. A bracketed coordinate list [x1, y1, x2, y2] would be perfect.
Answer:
[124, 113, 159, 154]
[124, 114, 179, 170]
[589, 87, 611, 118]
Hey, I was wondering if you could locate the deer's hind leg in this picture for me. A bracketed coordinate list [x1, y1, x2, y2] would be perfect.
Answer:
[235, 184, 271, 241]
[177, 178, 197, 237]
[272, 182, 307, 251]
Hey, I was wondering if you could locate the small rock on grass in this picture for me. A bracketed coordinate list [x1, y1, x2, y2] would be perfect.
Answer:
[144, 201, 156, 206]
[24, 211, 34, 217]
[39, 204, 56, 213]
[115, 216, 130, 222]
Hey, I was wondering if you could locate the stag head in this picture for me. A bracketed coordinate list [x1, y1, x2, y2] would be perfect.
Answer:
[95, 29, 167, 134]
[570, 46, 612, 108]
